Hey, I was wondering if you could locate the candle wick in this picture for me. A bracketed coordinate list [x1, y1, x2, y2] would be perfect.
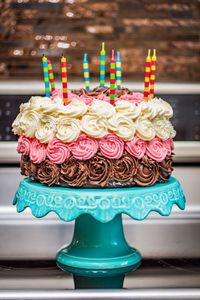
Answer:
[147, 49, 151, 57]
[153, 49, 156, 56]
[111, 49, 115, 60]
[102, 42, 105, 51]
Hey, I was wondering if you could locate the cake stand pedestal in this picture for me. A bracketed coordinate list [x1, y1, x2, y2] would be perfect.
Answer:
[13, 177, 185, 289]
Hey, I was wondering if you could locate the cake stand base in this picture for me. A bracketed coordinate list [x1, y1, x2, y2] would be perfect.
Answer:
[56, 214, 141, 289]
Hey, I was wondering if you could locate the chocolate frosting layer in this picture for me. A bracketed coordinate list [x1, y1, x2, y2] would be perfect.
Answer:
[87, 153, 113, 187]
[113, 153, 138, 183]
[134, 155, 159, 187]
[158, 155, 173, 182]
[37, 160, 60, 186]
[60, 156, 88, 187]
[72, 87, 132, 97]
[20, 154, 173, 188]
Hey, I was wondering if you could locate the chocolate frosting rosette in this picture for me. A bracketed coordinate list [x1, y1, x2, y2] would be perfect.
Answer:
[60, 156, 88, 187]
[134, 155, 159, 186]
[36, 159, 60, 186]
[113, 152, 138, 183]
[158, 155, 173, 182]
[88, 153, 113, 187]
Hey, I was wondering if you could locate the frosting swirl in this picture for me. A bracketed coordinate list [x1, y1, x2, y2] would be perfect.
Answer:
[125, 136, 146, 159]
[135, 118, 156, 141]
[69, 134, 98, 160]
[89, 100, 115, 118]
[46, 137, 70, 164]
[113, 153, 138, 183]
[134, 155, 159, 186]
[88, 153, 113, 186]
[17, 136, 31, 156]
[36, 160, 60, 186]
[99, 134, 124, 159]
[158, 155, 173, 182]
[115, 100, 141, 119]
[81, 115, 108, 138]
[146, 138, 168, 162]
[153, 118, 176, 140]
[30, 138, 47, 164]
[19, 110, 41, 138]
[60, 156, 88, 186]
[35, 115, 57, 143]
[56, 117, 80, 142]
[108, 113, 135, 140]
[58, 100, 87, 117]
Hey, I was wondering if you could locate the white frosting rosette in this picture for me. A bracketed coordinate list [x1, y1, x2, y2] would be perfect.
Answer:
[139, 101, 157, 120]
[81, 115, 108, 138]
[108, 113, 135, 140]
[89, 99, 115, 118]
[56, 116, 80, 142]
[115, 100, 141, 119]
[152, 98, 173, 118]
[35, 115, 57, 143]
[12, 112, 23, 135]
[58, 100, 87, 118]
[135, 117, 156, 141]
[19, 110, 41, 138]
[152, 118, 176, 140]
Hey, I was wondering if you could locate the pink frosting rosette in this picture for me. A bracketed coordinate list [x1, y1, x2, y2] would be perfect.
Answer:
[30, 138, 47, 164]
[125, 136, 146, 159]
[47, 137, 70, 164]
[99, 134, 124, 159]
[97, 93, 110, 102]
[79, 94, 94, 105]
[163, 138, 174, 155]
[69, 134, 98, 160]
[146, 138, 168, 162]
[17, 136, 31, 156]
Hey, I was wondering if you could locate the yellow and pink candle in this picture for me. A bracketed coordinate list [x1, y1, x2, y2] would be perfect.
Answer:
[109, 50, 116, 105]
[143, 49, 151, 101]
[100, 42, 106, 88]
[149, 49, 157, 99]
[42, 55, 50, 97]
[83, 53, 90, 91]
[61, 55, 68, 105]
[47, 59, 56, 92]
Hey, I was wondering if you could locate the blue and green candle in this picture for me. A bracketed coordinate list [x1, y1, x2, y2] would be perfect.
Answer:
[100, 42, 106, 88]
[116, 51, 122, 88]
[83, 53, 90, 91]
[42, 55, 50, 97]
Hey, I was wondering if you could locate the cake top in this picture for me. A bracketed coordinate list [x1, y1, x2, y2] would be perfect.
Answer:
[12, 87, 175, 144]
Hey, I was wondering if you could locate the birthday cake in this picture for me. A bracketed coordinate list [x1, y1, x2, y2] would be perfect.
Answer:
[12, 85, 175, 188]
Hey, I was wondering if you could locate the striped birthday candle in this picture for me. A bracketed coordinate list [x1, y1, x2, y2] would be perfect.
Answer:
[109, 49, 116, 105]
[42, 55, 50, 97]
[61, 55, 68, 106]
[100, 42, 106, 88]
[149, 49, 157, 99]
[143, 49, 151, 101]
[116, 51, 122, 88]
[83, 53, 90, 91]
[47, 59, 55, 92]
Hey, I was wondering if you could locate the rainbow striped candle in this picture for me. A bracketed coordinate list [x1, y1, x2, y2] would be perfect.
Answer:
[61, 56, 68, 106]
[100, 42, 106, 88]
[47, 59, 55, 92]
[42, 55, 50, 97]
[143, 49, 151, 101]
[109, 49, 116, 105]
[116, 51, 122, 88]
[83, 53, 90, 91]
[149, 49, 157, 99]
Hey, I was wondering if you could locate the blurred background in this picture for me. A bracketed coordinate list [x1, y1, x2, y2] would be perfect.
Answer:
[0, 0, 200, 82]
[0, 1, 200, 297]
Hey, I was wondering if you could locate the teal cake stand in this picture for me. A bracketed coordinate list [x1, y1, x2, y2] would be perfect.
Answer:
[13, 177, 185, 289]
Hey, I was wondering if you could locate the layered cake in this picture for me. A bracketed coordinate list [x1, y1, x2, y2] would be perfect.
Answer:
[12, 87, 175, 188]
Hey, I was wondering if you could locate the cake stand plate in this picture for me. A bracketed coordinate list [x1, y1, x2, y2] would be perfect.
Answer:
[13, 177, 185, 289]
